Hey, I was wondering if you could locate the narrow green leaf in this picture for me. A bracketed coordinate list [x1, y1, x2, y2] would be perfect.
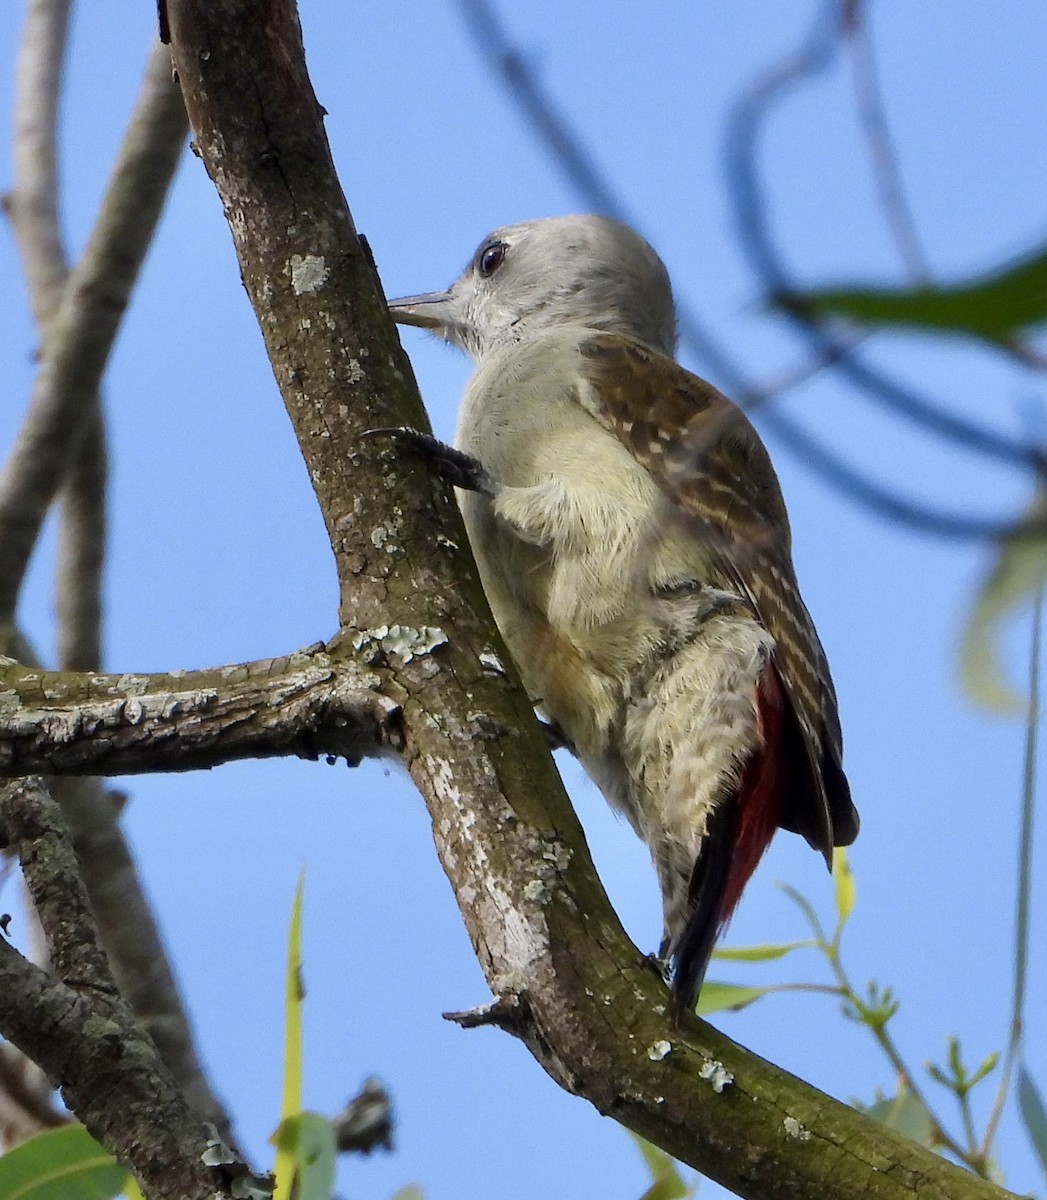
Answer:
[832, 847, 856, 928]
[1018, 1065, 1047, 1180]
[961, 496, 1047, 713]
[968, 1051, 1000, 1089]
[926, 1061, 953, 1091]
[793, 241, 1047, 343]
[947, 1035, 963, 1081]
[777, 882, 826, 941]
[713, 940, 813, 962]
[273, 873, 306, 1200]
[695, 982, 772, 1016]
[864, 1091, 936, 1147]
[0, 1124, 128, 1200]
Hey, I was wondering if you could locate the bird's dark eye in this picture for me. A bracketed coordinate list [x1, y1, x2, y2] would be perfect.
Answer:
[478, 241, 508, 277]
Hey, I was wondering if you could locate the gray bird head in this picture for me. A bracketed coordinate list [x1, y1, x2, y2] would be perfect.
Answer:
[388, 215, 677, 361]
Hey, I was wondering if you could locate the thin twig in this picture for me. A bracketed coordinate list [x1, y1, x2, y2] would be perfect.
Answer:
[842, 1, 931, 283]
[724, 0, 1045, 473]
[980, 586, 1042, 1157]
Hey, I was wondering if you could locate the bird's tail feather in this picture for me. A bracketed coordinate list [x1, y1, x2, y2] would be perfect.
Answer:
[671, 666, 786, 1010]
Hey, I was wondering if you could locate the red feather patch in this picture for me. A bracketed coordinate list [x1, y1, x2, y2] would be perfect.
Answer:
[719, 664, 786, 924]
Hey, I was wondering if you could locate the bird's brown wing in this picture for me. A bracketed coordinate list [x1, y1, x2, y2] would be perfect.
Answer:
[578, 333, 858, 858]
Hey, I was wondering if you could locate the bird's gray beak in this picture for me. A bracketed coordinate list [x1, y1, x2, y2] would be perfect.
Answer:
[387, 289, 454, 332]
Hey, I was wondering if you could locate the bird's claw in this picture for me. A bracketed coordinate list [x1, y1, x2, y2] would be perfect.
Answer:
[362, 427, 498, 497]
[538, 717, 575, 754]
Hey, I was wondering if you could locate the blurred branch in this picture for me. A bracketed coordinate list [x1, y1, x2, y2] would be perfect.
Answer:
[3, 12, 236, 1148]
[455, 0, 737, 383]
[8, 0, 107, 674]
[459, 0, 1047, 539]
[842, 0, 931, 283]
[0, 39, 186, 622]
[981, 589, 1042, 1158]
[0, 4, 68, 1138]
[0, 778, 240, 1199]
[0, 1043, 67, 1145]
[7, 0, 71, 323]
[54, 419, 106, 672]
[755, 406, 1046, 539]
[724, 0, 1045, 472]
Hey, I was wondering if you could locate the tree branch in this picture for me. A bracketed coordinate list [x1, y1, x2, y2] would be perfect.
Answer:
[0, 646, 403, 776]
[0, 39, 186, 621]
[0, 778, 240, 1199]
[160, 4, 1022, 1198]
[4, 13, 239, 1144]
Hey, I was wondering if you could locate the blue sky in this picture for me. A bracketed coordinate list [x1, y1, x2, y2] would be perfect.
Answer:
[1, 3, 1045, 1198]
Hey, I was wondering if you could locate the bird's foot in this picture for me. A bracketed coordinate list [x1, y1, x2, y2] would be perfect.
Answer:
[363, 427, 497, 497]
[538, 716, 575, 754]
[643, 950, 673, 989]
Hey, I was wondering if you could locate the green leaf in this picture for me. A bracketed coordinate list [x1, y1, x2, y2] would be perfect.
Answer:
[695, 982, 772, 1016]
[832, 847, 856, 929]
[713, 940, 813, 962]
[388, 1189, 424, 1200]
[777, 883, 827, 943]
[1018, 1065, 1047, 1180]
[863, 1091, 936, 1147]
[273, 873, 306, 1200]
[960, 495, 1047, 713]
[793, 241, 1047, 343]
[0, 1125, 128, 1200]
[273, 1114, 336, 1200]
[630, 1133, 694, 1200]
[968, 1051, 1000, 1089]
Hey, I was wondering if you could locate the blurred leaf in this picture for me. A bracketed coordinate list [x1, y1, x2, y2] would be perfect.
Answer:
[631, 1133, 695, 1200]
[1018, 1065, 1047, 1180]
[969, 1051, 1000, 1089]
[273, 873, 306, 1200]
[695, 982, 772, 1016]
[794, 241, 1047, 343]
[777, 883, 826, 943]
[713, 940, 812, 962]
[863, 1090, 936, 1147]
[388, 1188, 424, 1200]
[0, 1124, 128, 1200]
[832, 847, 855, 929]
[273, 1114, 335, 1200]
[961, 494, 1047, 713]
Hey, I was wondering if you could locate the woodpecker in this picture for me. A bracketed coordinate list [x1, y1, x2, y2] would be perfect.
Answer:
[388, 215, 858, 1008]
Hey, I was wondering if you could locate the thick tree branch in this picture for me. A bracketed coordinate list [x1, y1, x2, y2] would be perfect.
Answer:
[0, 647, 402, 776]
[0, 778, 239, 1200]
[160, 4, 1020, 1199]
